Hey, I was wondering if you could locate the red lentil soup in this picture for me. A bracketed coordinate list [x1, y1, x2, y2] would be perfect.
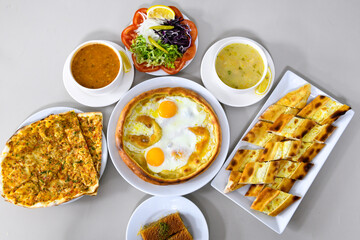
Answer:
[71, 43, 120, 89]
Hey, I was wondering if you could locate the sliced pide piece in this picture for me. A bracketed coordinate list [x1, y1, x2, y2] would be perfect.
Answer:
[242, 121, 285, 147]
[276, 160, 314, 180]
[292, 142, 326, 162]
[259, 140, 301, 162]
[297, 95, 351, 125]
[224, 171, 246, 193]
[246, 178, 296, 197]
[275, 84, 311, 109]
[268, 114, 317, 140]
[226, 149, 263, 172]
[251, 187, 300, 216]
[302, 123, 337, 143]
[224, 149, 263, 193]
[259, 104, 300, 123]
[239, 161, 280, 184]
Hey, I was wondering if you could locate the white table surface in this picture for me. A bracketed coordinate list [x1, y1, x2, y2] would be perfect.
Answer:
[0, 0, 359, 239]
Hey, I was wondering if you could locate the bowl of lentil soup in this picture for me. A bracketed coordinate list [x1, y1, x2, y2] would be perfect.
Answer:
[69, 40, 123, 94]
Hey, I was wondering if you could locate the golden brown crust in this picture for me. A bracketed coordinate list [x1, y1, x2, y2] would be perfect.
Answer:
[259, 105, 300, 123]
[242, 121, 285, 147]
[275, 84, 311, 109]
[115, 87, 221, 185]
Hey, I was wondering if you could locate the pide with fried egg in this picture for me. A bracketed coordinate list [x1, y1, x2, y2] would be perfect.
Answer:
[115, 87, 221, 185]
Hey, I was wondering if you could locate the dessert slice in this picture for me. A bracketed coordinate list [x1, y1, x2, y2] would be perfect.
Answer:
[297, 95, 351, 125]
[275, 84, 311, 109]
[251, 187, 300, 216]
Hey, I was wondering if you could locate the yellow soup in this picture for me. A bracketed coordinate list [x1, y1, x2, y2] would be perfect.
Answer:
[215, 43, 265, 89]
[71, 44, 120, 89]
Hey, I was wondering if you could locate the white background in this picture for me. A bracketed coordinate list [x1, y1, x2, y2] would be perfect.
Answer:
[0, 0, 359, 239]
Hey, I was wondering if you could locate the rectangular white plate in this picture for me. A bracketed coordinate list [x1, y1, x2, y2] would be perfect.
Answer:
[211, 70, 354, 234]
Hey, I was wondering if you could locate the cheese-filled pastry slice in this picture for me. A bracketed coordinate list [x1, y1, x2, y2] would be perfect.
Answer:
[245, 178, 296, 197]
[269, 114, 317, 140]
[242, 121, 285, 147]
[239, 161, 280, 184]
[224, 149, 263, 193]
[259, 105, 300, 123]
[259, 140, 301, 162]
[276, 160, 314, 180]
[302, 124, 337, 143]
[251, 187, 300, 216]
[275, 84, 311, 109]
[292, 142, 325, 162]
[297, 95, 351, 125]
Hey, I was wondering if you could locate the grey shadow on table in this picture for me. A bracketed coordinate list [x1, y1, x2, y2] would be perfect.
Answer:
[187, 185, 226, 240]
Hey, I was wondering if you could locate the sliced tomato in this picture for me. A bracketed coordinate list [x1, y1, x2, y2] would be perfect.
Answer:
[161, 58, 186, 75]
[121, 25, 138, 49]
[133, 8, 147, 25]
[182, 19, 198, 43]
[182, 44, 196, 62]
[169, 6, 183, 18]
[131, 54, 161, 72]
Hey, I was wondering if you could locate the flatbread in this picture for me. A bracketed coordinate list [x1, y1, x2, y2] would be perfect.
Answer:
[245, 178, 296, 197]
[239, 161, 280, 184]
[275, 84, 311, 109]
[293, 142, 325, 162]
[259, 140, 301, 162]
[77, 112, 103, 175]
[259, 105, 300, 123]
[269, 114, 317, 140]
[242, 121, 285, 147]
[302, 124, 337, 143]
[224, 149, 262, 193]
[276, 160, 314, 180]
[251, 187, 300, 216]
[0, 111, 99, 208]
[297, 95, 351, 125]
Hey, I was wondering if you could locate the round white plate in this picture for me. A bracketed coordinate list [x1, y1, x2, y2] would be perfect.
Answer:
[107, 77, 230, 196]
[126, 196, 208, 240]
[125, 13, 198, 76]
[201, 36, 275, 107]
[18, 106, 108, 204]
[63, 41, 134, 107]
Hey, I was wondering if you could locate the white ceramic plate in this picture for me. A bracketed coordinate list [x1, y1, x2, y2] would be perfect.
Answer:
[63, 41, 134, 107]
[201, 36, 275, 107]
[126, 196, 208, 240]
[18, 106, 108, 204]
[107, 77, 230, 196]
[124, 13, 198, 76]
[211, 70, 354, 234]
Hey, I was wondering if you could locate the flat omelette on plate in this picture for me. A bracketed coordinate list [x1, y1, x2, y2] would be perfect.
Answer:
[116, 87, 221, 185]
[0, 111, 102, 208]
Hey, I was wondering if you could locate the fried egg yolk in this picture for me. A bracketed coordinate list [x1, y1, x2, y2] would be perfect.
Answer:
[146, 147, 165, 166]
[159, 100, 177, 118]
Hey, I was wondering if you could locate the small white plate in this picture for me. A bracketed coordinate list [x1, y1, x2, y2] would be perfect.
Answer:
[63, 41, 134, 107]
[201, 36, 275, 107]
[125, 13, 198, 76]
[18, 106, 108, 204]
[107, 77, 230, 196]
[126, 196, 208, 240]
[211, 70, 354, 234]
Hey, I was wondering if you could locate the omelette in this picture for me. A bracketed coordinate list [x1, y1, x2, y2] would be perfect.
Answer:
[0, 111, 102, 208]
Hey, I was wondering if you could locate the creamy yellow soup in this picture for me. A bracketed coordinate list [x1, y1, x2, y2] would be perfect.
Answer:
[215, 43, 265, 89]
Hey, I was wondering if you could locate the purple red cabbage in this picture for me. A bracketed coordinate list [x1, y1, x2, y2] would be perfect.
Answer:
[154, 17, 192, 54]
